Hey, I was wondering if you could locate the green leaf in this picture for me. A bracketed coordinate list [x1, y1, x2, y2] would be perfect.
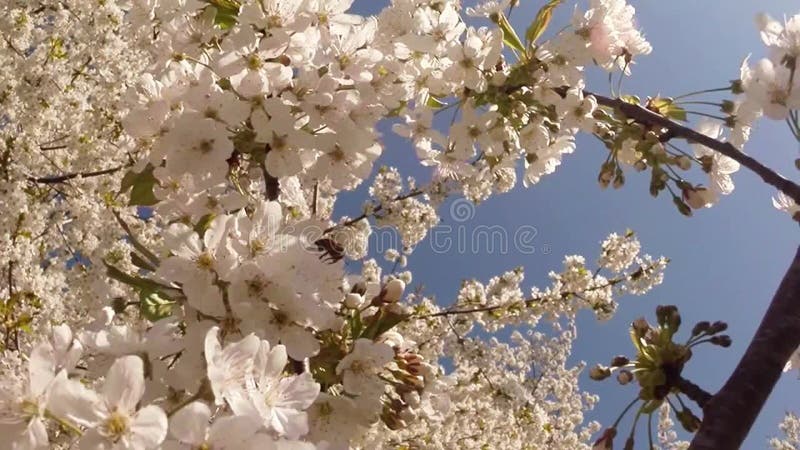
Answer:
[207, 0, 240, 9]
[620, 95, 641, 105]
[497, 14, 526, 55]
[194, 213, 217, 235]
[104, 261, 170, 295]
[214, 8, 239, 29]
[120, 164, 158, 206]
[15, 314, 33, 333]
[349, 310, 363, 340]
[525, 0, 562, 47]
[425, 94, 447, 109]
[647, 97, 688, 121]
[205, 0, 240, 29]
[139, 289, 174, 321]
[130, 251, 156, 272]
[360, 307, 410, 340]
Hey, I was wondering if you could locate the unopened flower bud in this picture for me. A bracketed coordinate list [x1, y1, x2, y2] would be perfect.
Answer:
[598, 163, 615, 189]
[656, 305, 681, 331]
[709, 321, 728, 334]
[383, 278, 406, 304]
[617, 370, 634, 385]
[676, 155, 692, 170]
[730, 79, 743, 95]
[589, 364, 612, 381]
[610, 356, 630, 367]
[344, 293, 364, 309]
[631, 317, 651, 339]
[721, 100, 736, 114]
[691, 321, 710, 337]
[613, 169, 625, 189]
[710, 335, 732, 347]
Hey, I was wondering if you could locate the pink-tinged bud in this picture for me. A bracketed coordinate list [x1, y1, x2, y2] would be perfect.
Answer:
[592, 427, 617, 450]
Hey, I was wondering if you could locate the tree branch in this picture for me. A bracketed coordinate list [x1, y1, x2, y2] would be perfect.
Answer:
[688, 245, 800, 450]
[26, 165, 126, 184]
[323, 189, 425, 234]
[677, 376, 713, 409]
[585, 90, 800, 205]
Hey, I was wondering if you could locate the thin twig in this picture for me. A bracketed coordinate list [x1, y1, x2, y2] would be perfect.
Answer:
[26, 165, 127, 184]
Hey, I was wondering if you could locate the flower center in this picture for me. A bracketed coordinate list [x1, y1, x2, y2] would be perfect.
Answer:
[102, 411, 129, 442]
[195, 252, 214, 270]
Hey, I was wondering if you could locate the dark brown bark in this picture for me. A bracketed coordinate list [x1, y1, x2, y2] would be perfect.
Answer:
[688, 245, 800, 450]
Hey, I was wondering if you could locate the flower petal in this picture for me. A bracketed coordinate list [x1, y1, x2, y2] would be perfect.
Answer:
[168, 401, 210, 445]
[102, 355, 146, 413]
[129, 405, 168, 449]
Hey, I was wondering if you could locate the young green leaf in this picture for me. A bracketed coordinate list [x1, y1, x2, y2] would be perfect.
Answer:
[526, 0, 563, 47]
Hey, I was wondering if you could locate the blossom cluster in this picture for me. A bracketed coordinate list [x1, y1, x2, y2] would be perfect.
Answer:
[1, 0, 798, 449]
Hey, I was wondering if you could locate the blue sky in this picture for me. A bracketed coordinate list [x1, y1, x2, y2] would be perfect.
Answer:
[347, 0, 800, 446]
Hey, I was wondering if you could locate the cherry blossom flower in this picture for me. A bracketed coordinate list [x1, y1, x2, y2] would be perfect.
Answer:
[336, 339, 394, 396]
[237, 341, 320, 439]
[691, 120, 741, 197]
[51, 355, 168, 450]
[204, 328, 261, 410]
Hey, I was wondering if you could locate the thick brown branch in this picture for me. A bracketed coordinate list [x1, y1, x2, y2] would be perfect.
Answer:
[586, 91, 800, 205]
[26, 165, 126, 184]
[688, 245, 800, 450]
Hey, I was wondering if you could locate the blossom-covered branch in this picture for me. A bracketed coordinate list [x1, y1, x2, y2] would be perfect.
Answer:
[585, 90, 800, 205]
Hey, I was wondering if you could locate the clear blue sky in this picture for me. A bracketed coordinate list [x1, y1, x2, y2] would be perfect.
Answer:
[347, 1, 800, 446]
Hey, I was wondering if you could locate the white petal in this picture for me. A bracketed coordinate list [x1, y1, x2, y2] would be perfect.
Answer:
[269, 407, 308, 440]
[208, 415, 262, 447]
[129, 405, 168, 449]
[275, 439, 317, 450]
[77, 429, 108, 450]
[253, 342, 286, 384]
[48, 372, 103, 428]
[168, 402, 210, 444]
[276, 372, 319, 411]
[205, 329, 260, 405]
[14, 418, 49, 450]
[28, 342, 55, 397]
[282, 327, 320, 360]
[244, 434, 279, 450]
[103, 356, 146, 413]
